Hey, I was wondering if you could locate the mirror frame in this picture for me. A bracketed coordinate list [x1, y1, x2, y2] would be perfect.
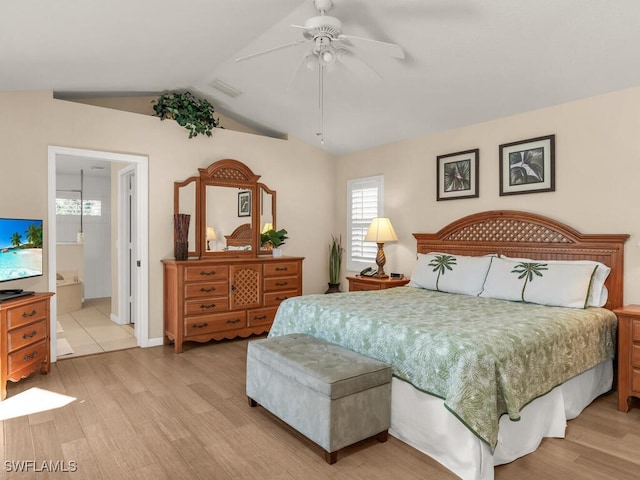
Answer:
[174, 176, 201, 258]
[198, 159, 263, 257]
[257, 183, 277, 255]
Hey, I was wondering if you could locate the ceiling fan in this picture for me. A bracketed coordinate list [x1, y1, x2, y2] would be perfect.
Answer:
[235, 0, 405, 82]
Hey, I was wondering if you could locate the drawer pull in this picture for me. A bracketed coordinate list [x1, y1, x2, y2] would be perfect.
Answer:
[253, 315, 267, 321]
[192, 322, 209, 329]
[275, 267, 288, 271]
[275, 296, 289, 301]
[22, 330, 38, 340]
[275, 281, 288, 286]
[200, 303, 217, 309]
[199, 270, 217, 276]
[226, 318, 241, 325]
[200, 286, 217, 293]
[22, 310, 37, 318]
[23, 351, 38, 361]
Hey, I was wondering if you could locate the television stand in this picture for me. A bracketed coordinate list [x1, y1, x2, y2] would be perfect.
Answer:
[0, 289, 34, 302]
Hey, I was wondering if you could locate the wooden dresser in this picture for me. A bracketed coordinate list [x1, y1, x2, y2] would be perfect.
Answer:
[163, 256, 303, 353]
[614, 305, 640, 412]
[0, 292, 54, 400]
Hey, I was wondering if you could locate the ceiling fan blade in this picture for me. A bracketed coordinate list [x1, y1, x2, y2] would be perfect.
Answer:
[287, 51, 314, 90]
[235, 39, 310, 62]
[337, 51, 382, 81]
[338, 34, 405, 59]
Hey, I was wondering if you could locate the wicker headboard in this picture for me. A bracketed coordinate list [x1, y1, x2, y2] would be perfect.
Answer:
[413, 210, 629, 310]
[224, 223, 252, 247]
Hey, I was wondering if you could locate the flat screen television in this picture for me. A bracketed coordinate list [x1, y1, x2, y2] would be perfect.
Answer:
[0, 218, 43, 288]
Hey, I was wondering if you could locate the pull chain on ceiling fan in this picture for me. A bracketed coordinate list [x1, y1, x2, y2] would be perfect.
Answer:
[235, 0, 404, 145]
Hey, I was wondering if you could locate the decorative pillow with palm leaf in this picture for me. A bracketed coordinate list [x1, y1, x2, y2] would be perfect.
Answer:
[500, 255, 611, 307]
[409, 252, 493, 296]
[480, 257, 597, 308]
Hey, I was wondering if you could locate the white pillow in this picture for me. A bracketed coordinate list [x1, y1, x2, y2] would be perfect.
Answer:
[501, 255, 610, 307]
[409, 252, 493, 296]
[480, 257, 597, 308]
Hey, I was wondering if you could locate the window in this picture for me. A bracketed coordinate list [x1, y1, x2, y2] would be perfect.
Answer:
[347, 175, 383, 271]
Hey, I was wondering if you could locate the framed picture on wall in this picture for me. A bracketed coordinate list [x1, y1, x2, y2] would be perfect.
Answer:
[238, 190, 251, 217]
[499, 134, 555, 196]
[436, 149, 479, 201]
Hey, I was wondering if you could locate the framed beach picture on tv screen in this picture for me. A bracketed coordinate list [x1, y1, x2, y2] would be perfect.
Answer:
[0, 217, 44, 283]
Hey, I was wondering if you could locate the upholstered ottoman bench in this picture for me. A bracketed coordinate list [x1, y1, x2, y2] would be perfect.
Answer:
[246, 333, 392, 464]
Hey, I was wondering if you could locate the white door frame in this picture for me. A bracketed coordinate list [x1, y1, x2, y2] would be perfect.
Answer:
[115, 165, 136, 329]
[47, 146, 149, 362]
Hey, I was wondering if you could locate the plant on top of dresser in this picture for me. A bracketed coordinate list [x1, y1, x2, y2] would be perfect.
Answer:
[152, 91, 220, 138]
[261, 228, 288, 257]
[326, 235, 344, 294]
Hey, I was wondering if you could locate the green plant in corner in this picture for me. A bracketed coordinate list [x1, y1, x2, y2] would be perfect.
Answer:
[260, 228, 288, 249]
[329, 235, 344, 284]
[152, 91, 220, 138]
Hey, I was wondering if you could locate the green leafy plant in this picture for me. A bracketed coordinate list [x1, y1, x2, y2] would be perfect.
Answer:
[152, 91, 220, 138]
[260, 228, 288, 249]
[329, 235, 344, 284]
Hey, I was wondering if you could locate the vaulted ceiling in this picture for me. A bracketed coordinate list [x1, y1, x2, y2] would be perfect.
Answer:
[4, 0, 640, 155]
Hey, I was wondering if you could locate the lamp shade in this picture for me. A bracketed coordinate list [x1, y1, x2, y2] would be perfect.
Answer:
[206, 226, 217, 241]
[261, 222, 274, 234]
[365, 218, 398, 243]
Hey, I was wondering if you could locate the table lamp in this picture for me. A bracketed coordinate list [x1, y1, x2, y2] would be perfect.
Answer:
[364, 217, 398, 278]
[206, 226, 217, 251]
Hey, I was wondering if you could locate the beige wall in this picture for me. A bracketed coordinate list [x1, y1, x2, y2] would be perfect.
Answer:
[0, 91, 334, 341]
[335, 86, 640, 304]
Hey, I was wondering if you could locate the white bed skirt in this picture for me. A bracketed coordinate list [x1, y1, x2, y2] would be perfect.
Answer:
[389, 360, 612, 480]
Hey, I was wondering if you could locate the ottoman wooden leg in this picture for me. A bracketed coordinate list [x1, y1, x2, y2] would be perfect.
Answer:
[247, 396, 257, 407]
[324, 450, 338, 465]
[376, 430, 388, 443]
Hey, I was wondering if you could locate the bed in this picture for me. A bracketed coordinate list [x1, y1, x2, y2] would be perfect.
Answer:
[268, 210, 628, 480]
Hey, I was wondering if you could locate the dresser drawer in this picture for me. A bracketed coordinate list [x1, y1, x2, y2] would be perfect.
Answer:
[633, 319, 640, 342]
[185, 265, 229, 282]
[185, 311, 246, 336]
[632, 344, 640, 368]
[633, 369, 640, 394]
[8, 339, 48, 375]
[8, 321, 47, 352]
[248, 307, 278, 327]
[264, 291, 296, 307]
[264, 262, 299, 277]
[7, 300, 48, 329]
[264, 276, 297, 292]
[185, 297, 229, 316]
[185, 281, 229, 299]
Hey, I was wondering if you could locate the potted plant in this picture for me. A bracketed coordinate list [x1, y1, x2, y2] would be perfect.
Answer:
[326, 235, 344, 294]
[152, 91, 220, 138]
[261, 228, 288, 257]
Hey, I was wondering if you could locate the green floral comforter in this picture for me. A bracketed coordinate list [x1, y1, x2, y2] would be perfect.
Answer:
[269, 286, 617, 449]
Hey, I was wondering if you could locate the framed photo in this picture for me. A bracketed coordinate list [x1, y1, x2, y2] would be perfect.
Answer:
[436, 149, 479, 201]
[238, 190, 251, 217]
[499, 134, 555, 196]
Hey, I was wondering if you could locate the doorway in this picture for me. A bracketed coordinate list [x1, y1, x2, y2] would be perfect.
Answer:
[47, 146, 149, 362]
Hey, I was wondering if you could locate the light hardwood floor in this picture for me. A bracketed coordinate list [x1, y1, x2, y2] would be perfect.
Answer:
[2, 338, 640, 479]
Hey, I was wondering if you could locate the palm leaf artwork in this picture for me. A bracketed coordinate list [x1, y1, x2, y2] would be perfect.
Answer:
[511, 262, 548, 301]
[444, 159, 471, 192]
[509, 147, 544, 185]
[428, 254, 457, 291]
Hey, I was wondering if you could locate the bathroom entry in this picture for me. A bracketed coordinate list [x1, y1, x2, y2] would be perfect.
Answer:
[48, 146, 150, 361]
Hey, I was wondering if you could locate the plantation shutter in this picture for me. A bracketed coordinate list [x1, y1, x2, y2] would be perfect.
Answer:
[347, 176, 383, 271]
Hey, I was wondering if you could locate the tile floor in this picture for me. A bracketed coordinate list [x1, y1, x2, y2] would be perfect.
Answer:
[56, 297, 137, 359]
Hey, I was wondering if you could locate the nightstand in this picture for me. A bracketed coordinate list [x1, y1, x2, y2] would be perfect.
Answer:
[347, 276, 410, 292]
[613, 305, 640, 412]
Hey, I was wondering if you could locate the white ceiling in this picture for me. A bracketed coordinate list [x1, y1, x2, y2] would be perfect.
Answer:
[4, 0, 640, 155]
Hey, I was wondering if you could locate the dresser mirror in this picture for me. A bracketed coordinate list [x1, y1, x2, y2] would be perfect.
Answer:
[173, 159, 277, 258]
[173, 176, 201, 258]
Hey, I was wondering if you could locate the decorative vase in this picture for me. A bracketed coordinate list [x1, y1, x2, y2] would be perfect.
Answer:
[174, 213, 190, 261]
[175, 241, 188, 261]
[272, 247, 282, 257]
[325, 282, 341, 294]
